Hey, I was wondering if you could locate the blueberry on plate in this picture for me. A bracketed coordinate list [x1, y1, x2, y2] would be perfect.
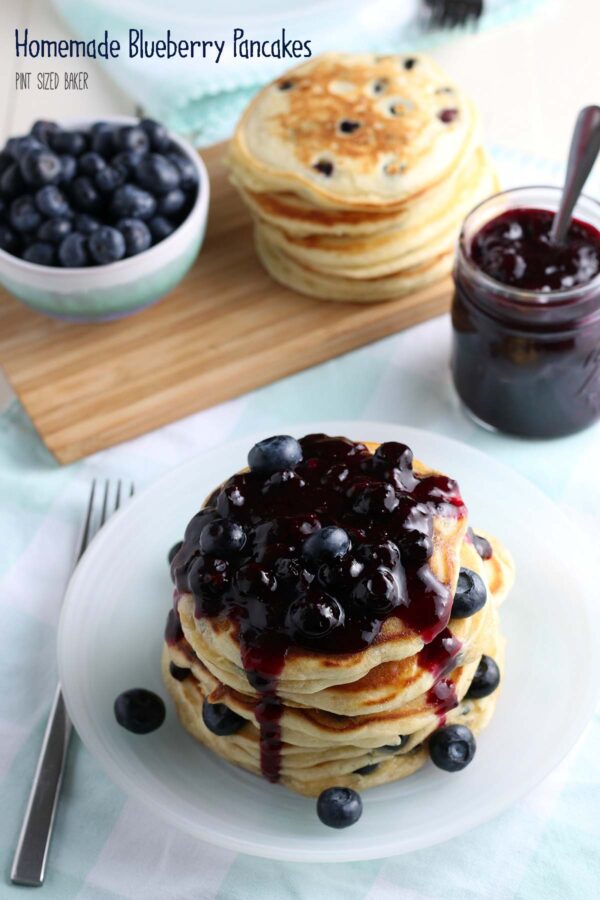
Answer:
[10, 195, 42, 232]
[78, 151, 106, 176]
[135, 153, 180, 194]
[117, 217, 152, 256]
[0, 163, 25, 198]
[302, 526, 350, 567]
[0, 223, 19, 254]
[70, 176, 101, 212]
[88, 225, 126, 265]
[23, 241, 55, 266]
[74, 214, 100, 236]
[248, 435, 303, 474]
[167, 151, 198, 191]
[287, 594, 344, 639]
[49, 130, 87, 157]
[199, 518, 246, 556]
[30, 120, 60, 144]
[429, 724, 476, 772]
[111, 184, 156, 220]
[19, 149, 62, 187]
[58, 154, 77, 183]
[452, 568, 487, 618]
[167, 540, 183, 565]
[37, 217, 72, 244]
[114, 688, 166, 734]
[158, 187, 186, 216]
[140, 118, 171, 152]
[95, 165, 124, 194]
[202, 699, 245, 736]
[148, 215, 174, 242]
[58, 232, 88, 267]
[317, 787, 363, 828]
[466, 655, 500, 699]
[35, 185, 70, 218]
[116, 125, 150, 155]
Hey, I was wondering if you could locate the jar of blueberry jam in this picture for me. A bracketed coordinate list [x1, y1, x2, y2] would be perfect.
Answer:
[451, 187, 600, 437]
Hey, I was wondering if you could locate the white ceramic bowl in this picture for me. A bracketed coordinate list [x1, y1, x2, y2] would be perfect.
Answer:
[0, 116, 209, 322]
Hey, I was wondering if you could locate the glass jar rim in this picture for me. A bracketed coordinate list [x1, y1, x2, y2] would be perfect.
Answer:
[457, 185, 600, 307]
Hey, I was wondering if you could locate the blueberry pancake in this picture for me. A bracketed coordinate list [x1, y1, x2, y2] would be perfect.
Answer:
[162, 434, 513, 796]
[227, 53, 497, 301]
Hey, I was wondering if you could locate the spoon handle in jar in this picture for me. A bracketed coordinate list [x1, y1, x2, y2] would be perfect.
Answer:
[550, 105, 600, 245]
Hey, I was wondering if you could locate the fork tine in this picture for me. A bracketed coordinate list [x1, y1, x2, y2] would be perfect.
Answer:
[99, 480, 110, 527]
[76, 480, 97, 562]
[114, 479, 122, 512]
[129, 482, 135, 498]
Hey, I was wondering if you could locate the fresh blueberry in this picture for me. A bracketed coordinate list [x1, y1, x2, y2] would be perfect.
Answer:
[248, 435, 303, 474]
[169, 662, 190, 681]
[302, 526, 350, 567]
[10, 195, 42, 232]
[0, 224, 19, 254]
[23, 241, 55, 265]
[95, 166, 124, 194]
[78, 152, 106, 176]
[35, 185, 70, 218]
[0, 151, 11, 176]
[0, 163, 25, 198]
[353, 762, 379, 775]
[74, 214, 100, 236]
[135, 153, 180, 194]
[452, 568, 487, 618]
[466, 655, 500, 699]
[352, 567, 401, 614]
[378, 735, 409, 753]
[114, 688, 166, 734]
[58, 232, 88, 267]
[19, 149, 62, 186]
[89, 226, 126, 264]
[317, 787, 363, 828]
[31, 120, 60, 144]
[202, 699, 245, 736]
[112, 150, 146, 178]
[148, 215, 174, 241]
[158, 187, 186, 216]
[90, 122, 117, 156]
[49, 130, 87, 156]
[429, 724, 476, 772]
[167, 151, 198, 191]
[199, 518, 246, 556]
[117, 217, 152, 256]
[37, 217, 72, 244]
[140, 118, 171, 152]
[111, 184, 156, 220]
[70, 176, 101, 212]
[168, 540, 183, 565]
[6, 135, 45, 160]
[58, 154, 77, 183]
[467, 527, 493, 560]
[116, 125, 150, 155]
[287, 593, 344, 639]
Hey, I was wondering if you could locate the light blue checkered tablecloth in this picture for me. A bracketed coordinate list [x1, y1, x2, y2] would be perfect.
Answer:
[1, 148, 599, 899]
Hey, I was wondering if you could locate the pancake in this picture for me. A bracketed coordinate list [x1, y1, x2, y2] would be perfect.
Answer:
[162, 434, 514, 797]
[227, 53, 496, 302]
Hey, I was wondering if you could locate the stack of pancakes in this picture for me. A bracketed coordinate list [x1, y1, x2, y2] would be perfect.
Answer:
[227, 52, 498, 302]
[163, 443, 514, 797]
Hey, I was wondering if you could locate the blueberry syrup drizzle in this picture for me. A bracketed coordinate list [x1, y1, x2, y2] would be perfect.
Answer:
[169, 435, 467, 781]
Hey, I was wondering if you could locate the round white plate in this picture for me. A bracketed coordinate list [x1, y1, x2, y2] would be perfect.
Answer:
[58, 421, 600, 862]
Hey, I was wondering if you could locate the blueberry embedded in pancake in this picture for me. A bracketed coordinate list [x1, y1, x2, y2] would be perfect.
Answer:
[161, 434, 514, 802]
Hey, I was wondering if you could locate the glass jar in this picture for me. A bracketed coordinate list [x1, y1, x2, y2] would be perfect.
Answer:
[451, 186, 600, 438]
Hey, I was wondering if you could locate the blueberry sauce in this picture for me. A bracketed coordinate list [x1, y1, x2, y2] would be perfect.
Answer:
[471, 208, 600, 292]
[169, 434, 467, 782]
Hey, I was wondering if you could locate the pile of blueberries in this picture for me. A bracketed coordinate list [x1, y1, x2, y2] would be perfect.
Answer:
[0, 118, 199, 267]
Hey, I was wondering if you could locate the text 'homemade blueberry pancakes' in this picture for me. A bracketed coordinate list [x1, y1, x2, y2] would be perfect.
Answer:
[163, 435, 514, 796]
[227, 53, 498, 302]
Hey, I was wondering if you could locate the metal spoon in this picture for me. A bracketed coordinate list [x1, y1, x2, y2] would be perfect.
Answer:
[550, 105, 600, 245]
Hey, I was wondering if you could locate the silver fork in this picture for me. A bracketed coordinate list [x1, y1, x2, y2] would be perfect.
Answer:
[11, 479, 134, 887]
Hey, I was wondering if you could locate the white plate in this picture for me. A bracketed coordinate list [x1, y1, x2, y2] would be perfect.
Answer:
[58, 421, 600, 862]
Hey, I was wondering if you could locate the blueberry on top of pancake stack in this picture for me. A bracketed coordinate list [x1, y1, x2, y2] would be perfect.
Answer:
[162, 434, 514, 798]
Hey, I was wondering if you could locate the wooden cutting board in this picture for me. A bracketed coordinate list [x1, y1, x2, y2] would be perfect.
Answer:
[0, 142, 452, 464]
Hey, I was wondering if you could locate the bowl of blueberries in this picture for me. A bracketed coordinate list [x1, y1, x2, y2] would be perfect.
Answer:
[0, 116, 209, 321]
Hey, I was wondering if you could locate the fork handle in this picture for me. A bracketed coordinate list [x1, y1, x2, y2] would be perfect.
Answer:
[11, 686, 73, 886]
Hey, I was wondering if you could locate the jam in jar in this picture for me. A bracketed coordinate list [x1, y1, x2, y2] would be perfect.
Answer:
[451, 187, 600, 438]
